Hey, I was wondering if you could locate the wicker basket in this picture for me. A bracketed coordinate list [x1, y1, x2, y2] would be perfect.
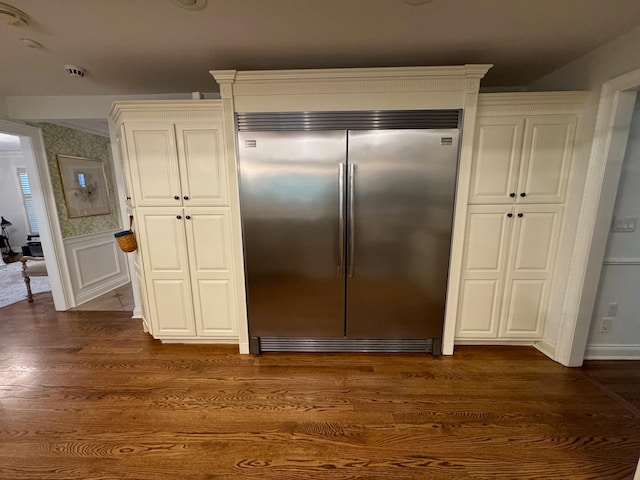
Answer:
[114, 215, 138, 253]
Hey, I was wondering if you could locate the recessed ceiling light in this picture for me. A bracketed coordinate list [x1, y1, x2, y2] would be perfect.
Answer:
[0, 2, 29, 26]
[20, 38, 43, 49]
[170, 0, 207, 10]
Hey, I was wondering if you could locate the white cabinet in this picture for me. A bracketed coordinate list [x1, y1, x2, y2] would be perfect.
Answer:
[137, 207, 238, 338]
[469, 115, 577, 205]
[124, 121, 229, 207]
[111, 101, 246, 345]
[456, 204, 563, 340]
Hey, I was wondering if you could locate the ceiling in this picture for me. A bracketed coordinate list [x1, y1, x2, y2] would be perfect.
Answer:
[2, 0, 640, 97]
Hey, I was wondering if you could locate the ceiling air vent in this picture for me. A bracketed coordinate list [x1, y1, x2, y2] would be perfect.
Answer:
[64, 65, 86, 78]
[0, 3, 29, 26]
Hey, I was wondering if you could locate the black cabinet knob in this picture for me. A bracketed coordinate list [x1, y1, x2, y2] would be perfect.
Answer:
[517, 213, 524, 218]
[126, 196, 131, 200]
[176, 215, 182, 220]
[507, 213, 513, 218]
[520, 192, 526, 197]
[183, 195, 190, 200]
[173, 195, 180, 200]
[185, 215, 191, 220]
[509, 193, 516, 198]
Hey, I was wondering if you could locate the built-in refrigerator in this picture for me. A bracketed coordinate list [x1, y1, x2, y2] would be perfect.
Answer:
[236, 110, 461, 354]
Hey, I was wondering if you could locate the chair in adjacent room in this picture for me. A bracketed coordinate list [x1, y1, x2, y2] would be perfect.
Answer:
[20, 256, 48, 302]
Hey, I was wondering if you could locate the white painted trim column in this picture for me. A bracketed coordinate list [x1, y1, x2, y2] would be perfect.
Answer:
[556, 68, 640, 366]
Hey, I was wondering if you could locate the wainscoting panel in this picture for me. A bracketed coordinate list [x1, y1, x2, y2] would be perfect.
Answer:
[64, 230, 130, 306]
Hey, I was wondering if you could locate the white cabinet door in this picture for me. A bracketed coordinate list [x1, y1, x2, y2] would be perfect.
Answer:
[456, 205, 513, 338]
[175, 123, 229, 207]
[183, 207, 238, 337]
[137, 208, 196, 336]
[124, 123, 182, 207]
[499, 205, 563, 338]
[469, 114, 577, 205]
[517, 116, 577, 204]
[116, 125, 135, 208]
[468, 117, 524, 204]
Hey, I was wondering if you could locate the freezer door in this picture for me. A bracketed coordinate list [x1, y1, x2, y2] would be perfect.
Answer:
[346, 129, 460, 338]
[238, 131, 347, 337]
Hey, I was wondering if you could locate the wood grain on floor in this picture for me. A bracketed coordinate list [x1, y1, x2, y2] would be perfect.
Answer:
[1, 292, 639, 480]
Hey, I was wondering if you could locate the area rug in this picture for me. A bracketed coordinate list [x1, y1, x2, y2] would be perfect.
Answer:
[0, 261, 51, 308]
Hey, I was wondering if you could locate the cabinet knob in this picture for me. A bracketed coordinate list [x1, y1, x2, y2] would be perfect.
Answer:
[517, 213, 524, 218]
[183, 195, 190, 200]
[126, 196, 131, 200]
[520, 192, 527, 197]
[176, 215, 182, 220]
[507, 213, 513, 218]
[185, 215, 191, 220]
[509, 193, 516, 198]
[173, 195, 180, 200]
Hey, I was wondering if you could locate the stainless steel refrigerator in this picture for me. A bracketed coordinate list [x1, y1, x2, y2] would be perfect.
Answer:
[236, 110, 461, 354]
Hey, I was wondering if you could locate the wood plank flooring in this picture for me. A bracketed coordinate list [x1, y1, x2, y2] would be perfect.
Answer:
[1, 293, 639, 479]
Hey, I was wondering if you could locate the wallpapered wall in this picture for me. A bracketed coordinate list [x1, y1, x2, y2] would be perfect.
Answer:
[39, 123, 120, 238]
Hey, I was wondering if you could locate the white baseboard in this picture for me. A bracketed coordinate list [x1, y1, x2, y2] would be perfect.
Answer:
[534, 338, 557, 360]
[454, 339, 536, 346]
[584, 344, 640, 360]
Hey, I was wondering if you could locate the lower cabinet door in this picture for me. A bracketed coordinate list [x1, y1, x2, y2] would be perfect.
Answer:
[499, 205, 563, 338]
[183, 207, 238, 337]
[456, 204, 563, 341]
[456, 205, 512, 338]
[137, 208, 196, 336]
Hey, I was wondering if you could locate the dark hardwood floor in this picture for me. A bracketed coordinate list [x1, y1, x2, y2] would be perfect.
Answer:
[1, 293, 639, 479]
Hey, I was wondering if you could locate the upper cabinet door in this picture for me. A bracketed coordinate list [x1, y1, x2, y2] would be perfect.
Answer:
[516, 115, 577, 204]
[468, 117, 524, 204]
[175, 123, 229, 206]
[124, 123, 182, 207]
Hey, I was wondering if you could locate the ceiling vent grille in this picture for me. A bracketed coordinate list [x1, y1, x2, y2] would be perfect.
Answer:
[0, 3, 29, 26]
[64, 65, 86, 78]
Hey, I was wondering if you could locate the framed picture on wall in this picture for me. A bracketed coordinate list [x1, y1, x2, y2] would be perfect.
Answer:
[57, 155, 111, 218]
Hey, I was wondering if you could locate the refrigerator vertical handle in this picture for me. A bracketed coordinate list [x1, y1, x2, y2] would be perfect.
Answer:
[349, 163, 356, 278]
[338, 163, 345, 277]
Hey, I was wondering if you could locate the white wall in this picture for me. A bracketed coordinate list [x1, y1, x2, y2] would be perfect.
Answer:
[0, 97, 8, 119]
[0, 150, 30, 251]
[585, 96, 640, 359]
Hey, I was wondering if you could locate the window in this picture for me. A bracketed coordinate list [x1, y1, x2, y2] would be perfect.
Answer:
[17, 168, 39, 235]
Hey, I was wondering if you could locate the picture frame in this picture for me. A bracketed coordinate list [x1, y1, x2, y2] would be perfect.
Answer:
[57, 155, 111, 218]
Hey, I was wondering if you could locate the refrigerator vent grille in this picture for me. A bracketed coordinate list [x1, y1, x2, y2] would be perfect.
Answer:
[257, 337, 434, 353]
[237, 110, 460, 131]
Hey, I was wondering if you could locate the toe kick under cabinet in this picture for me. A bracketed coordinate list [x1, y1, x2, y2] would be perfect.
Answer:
[111, 101, 246, 343]
[455, 93, 584, 342]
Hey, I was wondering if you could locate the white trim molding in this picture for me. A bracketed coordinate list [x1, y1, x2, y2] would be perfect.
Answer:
[0, 119, 73, 310]
[555, 68, 640, 367]
[63, 230, 130, 306]
[211, 65, 493, 356]
[584, 344, 640, 360]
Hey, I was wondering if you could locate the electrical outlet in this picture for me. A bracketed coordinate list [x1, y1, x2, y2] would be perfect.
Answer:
[607, 302, 618, 317]
[599, 317, 613, 333]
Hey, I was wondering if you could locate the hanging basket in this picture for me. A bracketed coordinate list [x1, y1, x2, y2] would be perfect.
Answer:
[114, 215, 138, 253]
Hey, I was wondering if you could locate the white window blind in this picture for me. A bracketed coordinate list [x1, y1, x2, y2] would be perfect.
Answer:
[17, 168, 39, 234]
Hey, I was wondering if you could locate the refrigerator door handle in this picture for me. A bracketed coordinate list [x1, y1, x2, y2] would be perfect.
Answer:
[338, 163, 345, 277]
[349, 163, 356, 278]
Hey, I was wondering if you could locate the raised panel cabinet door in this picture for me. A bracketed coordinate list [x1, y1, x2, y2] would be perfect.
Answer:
[175, 123, 229, 206]
[468, 117, 524, 204]
[500, 205, 563, 338]
[455, 205, 513, 339]
[124, 123, 182, 206]
[137, 208, 195, 336]
[517, 115, 577, 203]
[183, 207, 238, 337]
